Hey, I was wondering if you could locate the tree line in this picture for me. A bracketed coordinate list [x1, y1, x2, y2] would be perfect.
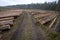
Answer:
[0, 1, 59, 11]
[5, 1, 57, 11]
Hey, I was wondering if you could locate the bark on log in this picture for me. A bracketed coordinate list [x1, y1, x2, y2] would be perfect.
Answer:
[39, 15, 56, 24]
[0, 12, 22, 18]
[49, 17, 57, 28]
[0, 17, 14, 21]
[0, 25, 10, 31]
[0, 20, 14, 25]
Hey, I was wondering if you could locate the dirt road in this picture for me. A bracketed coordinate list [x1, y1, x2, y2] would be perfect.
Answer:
[11, 12, 45, 40]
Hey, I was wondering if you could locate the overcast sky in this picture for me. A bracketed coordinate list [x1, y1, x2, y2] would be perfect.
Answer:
[0, 0, 58, 6]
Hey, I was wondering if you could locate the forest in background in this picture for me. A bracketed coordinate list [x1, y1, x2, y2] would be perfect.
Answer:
[0, 1, 59, 11]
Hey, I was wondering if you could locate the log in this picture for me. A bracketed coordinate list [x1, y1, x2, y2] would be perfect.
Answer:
[32, 12, 40, 15]
[34, 13, 53, 19]
[0, 20, 14, 25]
[38, 15, 56, 24]
[0, 25, 10, 31]
[0, 12, 22, 18]
[32, 11, 50, 15]
[0, 17, 14, 21]
[49, 17, 57, 28]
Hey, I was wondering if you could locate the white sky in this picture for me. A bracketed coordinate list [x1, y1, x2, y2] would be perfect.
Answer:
[0, 0, 58, 6]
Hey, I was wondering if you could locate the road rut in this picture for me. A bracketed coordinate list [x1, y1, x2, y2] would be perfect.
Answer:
[11, 12, 45, 40]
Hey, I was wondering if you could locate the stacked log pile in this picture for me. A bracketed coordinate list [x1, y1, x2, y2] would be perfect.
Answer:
[0, 10, 22, 31]
[32, 11, 56, 24]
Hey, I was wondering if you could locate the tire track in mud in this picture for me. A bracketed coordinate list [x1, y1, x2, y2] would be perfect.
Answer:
[11, 12, 45, 40]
